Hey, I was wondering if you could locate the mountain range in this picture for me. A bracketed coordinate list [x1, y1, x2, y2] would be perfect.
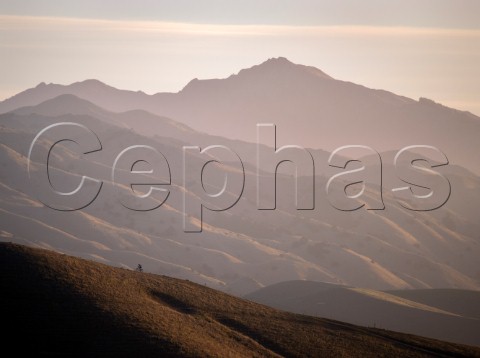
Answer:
[1, 58, 479, 347]
[2, 57, 479, 174]
[1, 91, 479, 294]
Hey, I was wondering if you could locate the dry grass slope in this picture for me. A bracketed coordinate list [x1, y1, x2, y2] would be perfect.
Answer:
[0, 243, 479, 357]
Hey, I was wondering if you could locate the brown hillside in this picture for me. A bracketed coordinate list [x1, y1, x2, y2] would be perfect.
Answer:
[0, 243, 478, 357]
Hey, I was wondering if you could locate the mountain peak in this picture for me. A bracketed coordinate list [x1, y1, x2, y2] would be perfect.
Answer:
[262, 56, 293, 65]
[244, 57, 297, 73]
[74, 79, 110, 88]
[180, 57, 333, 94]
[237, 57, 332, 80]
[12, 93, 110, 117]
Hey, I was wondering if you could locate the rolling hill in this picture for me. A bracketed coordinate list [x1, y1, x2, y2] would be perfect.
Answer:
[1, 94, 480, 295]
[246, 280, 480, 347]
[1, 242, 479, 357]
[386, 288, 480, 320]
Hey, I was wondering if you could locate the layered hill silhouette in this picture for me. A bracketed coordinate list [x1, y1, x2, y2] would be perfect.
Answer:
[1, 57, 479, 174]
[1, 58, 480, 352]
[1, 93, 480, 296]
[246, 280, 480, 346]
[386, 288, 480, 320]
[1, 242, 479, 357]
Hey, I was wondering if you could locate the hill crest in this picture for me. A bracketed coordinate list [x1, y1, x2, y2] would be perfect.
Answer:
[2, 242, 479, 357]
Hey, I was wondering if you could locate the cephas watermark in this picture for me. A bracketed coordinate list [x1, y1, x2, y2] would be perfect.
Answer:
[27, 122, 451, 233]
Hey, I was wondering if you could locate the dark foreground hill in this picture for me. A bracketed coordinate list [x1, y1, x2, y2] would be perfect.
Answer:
[1, 243, 479, 357]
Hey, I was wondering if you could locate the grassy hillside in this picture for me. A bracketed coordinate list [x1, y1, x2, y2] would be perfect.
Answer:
[1, 243, 479, 357]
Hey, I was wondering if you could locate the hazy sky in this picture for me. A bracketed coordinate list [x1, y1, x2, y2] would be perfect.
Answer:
[1, 1, 480, 115]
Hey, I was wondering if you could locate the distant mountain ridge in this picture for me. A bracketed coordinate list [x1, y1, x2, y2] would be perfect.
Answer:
[0, 57, 334, 113]
[2, 57, 479, 174]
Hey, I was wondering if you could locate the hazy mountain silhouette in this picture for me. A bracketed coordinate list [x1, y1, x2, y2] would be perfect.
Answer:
[1, 94, 480, 297]
[2, 57, 479, 174]
[8, 93, 334, 174]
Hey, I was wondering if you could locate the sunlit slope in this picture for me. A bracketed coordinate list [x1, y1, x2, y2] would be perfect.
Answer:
[1, 243, 479, 357]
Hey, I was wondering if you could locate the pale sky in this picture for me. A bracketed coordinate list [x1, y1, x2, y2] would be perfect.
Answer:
[1, 1, 480, 115]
